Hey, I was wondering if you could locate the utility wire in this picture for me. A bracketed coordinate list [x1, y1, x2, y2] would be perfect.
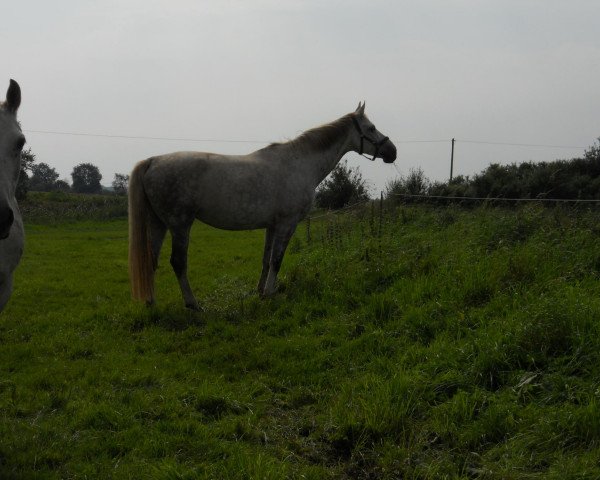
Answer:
[392, 139, 449, 144]
[24, 129, 270, 144]
[24, 128, 450, 146]
[457, 139, 586, 149]
[24, 128, 588, 150]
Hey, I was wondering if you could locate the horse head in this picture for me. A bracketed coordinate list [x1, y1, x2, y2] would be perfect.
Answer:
[350, 102, 397, 163]
[0, 79, 25, 239]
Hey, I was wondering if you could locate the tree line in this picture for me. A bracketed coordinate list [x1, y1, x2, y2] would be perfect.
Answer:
[315, 139, 600, 209]
[16, 149, 129, 200]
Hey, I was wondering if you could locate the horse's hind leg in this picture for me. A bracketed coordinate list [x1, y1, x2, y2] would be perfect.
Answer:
[138, 212, 167, 306]
[257, 226, 274, 295]
[149, 213, 167, 271]
[169, 224, 199, 310]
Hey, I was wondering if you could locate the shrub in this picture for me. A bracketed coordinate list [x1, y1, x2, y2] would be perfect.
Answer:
[315, 160, 370, 209]
[386, 167, 430, 204]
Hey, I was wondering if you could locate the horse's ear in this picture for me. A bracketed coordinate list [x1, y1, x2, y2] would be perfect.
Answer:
[6, 79, 21, 113]
[355, 101, 365, 115]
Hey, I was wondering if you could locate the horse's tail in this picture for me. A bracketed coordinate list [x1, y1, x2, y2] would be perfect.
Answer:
[128, 159, 155, 304]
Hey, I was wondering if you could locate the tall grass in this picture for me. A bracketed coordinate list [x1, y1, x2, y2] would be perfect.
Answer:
[2, 202, 600, 478]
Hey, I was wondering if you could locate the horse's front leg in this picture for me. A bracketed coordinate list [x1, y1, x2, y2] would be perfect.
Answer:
[257, 226, 274, 295]
[262, 222, 297, 297]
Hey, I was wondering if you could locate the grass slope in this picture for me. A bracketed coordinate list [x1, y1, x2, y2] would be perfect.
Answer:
[1, 203, 600, 478]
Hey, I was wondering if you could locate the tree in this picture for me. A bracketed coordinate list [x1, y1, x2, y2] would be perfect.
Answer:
[71, 163, 102, 194]
[112, 173, 129, 195]
[29, 162, 60, 192]
[584, 137, 600, 162]
[16, 148, 36, 201]
[54, 179, 71, 192]
[315, 160, 370, 209]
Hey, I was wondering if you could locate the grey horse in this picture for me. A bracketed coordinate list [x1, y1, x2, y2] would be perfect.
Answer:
[129, 102, 396, 309]
[0, 79, 25, 312]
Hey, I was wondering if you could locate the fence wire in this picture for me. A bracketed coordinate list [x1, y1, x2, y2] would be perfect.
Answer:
[387, 193, 600, 204]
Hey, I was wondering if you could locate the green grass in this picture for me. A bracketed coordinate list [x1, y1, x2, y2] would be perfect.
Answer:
[2, 202, 600, 478]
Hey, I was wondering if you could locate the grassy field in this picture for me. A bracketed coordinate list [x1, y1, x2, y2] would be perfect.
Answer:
[2, 200, 600, 478]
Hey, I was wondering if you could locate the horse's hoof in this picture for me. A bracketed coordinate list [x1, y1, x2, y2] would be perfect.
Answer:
[185, 302, 202, 312]
[260, 289, 276, 299]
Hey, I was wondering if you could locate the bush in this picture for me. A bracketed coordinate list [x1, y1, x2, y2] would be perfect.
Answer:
[386, 167, 430, 203]
[315, 160, 370, 209]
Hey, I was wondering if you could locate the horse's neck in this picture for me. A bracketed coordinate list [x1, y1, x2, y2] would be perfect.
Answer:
[302, 134, 353, 187]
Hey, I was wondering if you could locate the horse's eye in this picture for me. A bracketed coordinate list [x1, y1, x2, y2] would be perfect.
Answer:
[369, 126, 376, 133]
[15, 136, 25, 152]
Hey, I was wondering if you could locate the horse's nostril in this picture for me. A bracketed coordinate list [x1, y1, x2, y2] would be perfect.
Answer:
[0, 208, 14, 239]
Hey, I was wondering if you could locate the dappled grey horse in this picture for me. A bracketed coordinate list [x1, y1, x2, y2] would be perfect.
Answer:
[129, 103, 397, 309]
[0, 79, 25, 312]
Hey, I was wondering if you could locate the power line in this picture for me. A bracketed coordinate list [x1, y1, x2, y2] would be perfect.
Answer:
[457, 139, 587, 149]
[25, 128, 452, 146]
[23, 128, 589, 150]
[24, 129, 270, 144]
[392, 139, 449, 144]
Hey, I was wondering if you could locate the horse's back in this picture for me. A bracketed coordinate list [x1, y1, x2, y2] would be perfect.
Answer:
[142, 151, 261, 204]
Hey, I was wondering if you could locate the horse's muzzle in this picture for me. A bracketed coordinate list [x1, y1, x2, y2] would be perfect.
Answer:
[0, 208, 14, 240]
[381, 143, 397, 164]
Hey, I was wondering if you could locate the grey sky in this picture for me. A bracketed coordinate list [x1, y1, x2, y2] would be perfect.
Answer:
[4, 0, 599, 193]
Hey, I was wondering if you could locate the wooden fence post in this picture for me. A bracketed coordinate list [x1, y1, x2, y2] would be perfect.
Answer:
[379, 191, 384, 238]
[370, 200, 375, 236]
[450, 138, 455, 182]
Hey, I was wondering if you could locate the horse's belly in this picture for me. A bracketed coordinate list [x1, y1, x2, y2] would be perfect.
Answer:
[196, 186, 313, 230]
[195, 202, 272, 230]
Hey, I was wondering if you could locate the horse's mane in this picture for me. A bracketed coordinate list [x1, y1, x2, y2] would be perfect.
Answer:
[265, 113, 354, 153]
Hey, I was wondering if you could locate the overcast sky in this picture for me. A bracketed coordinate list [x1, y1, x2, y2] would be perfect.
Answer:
[4, 0, 599, 193]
